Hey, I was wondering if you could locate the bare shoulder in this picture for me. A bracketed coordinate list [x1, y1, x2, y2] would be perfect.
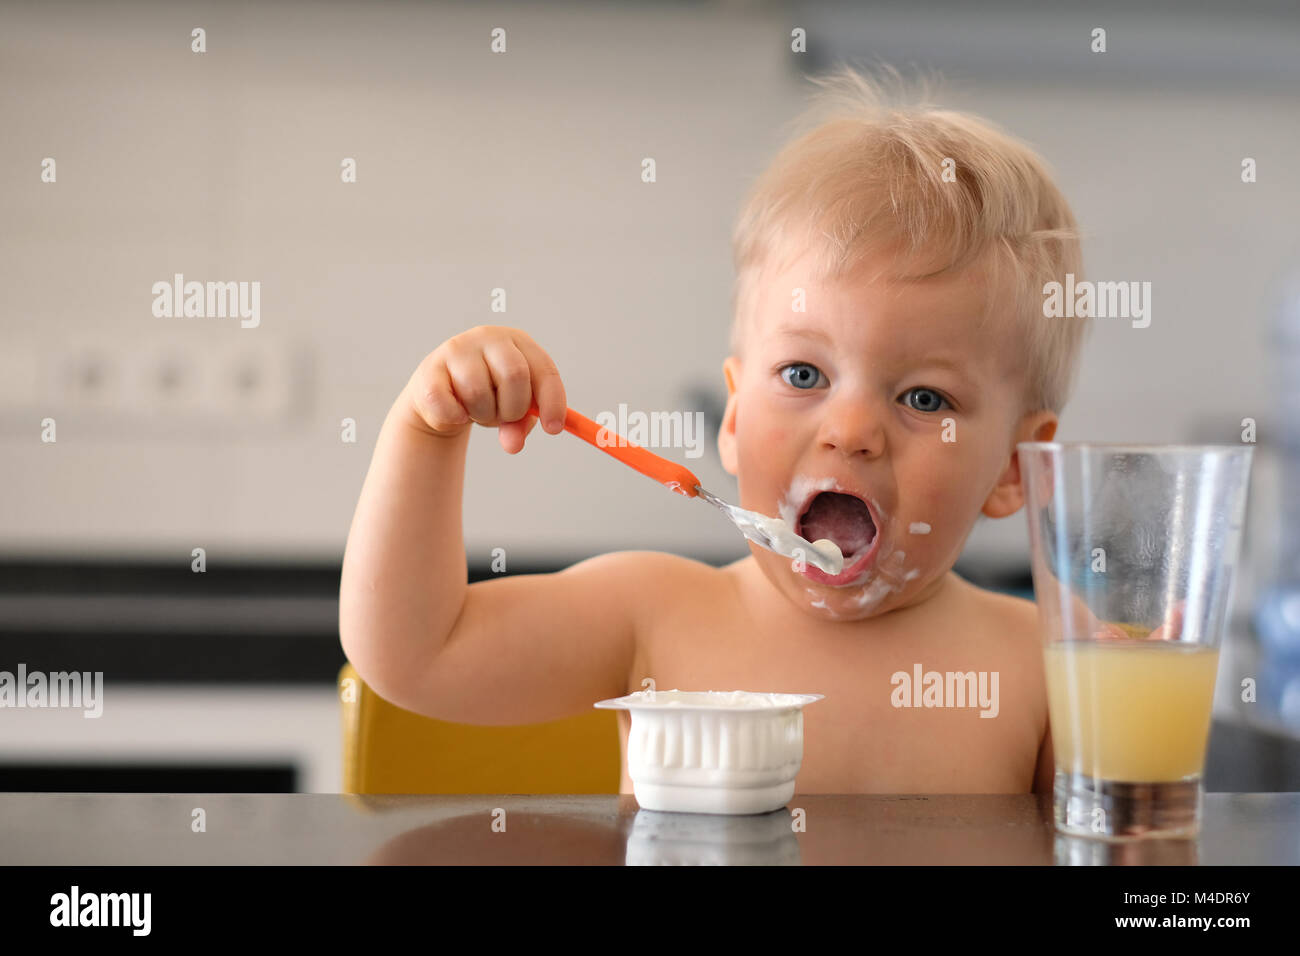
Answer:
[558, 549, 728, 624]
[947, 574, 1041, 649]
[562, 549, 723, 584]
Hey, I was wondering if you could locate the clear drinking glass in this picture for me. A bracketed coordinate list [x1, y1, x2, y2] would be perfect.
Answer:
[1018, 443, 1253, 840]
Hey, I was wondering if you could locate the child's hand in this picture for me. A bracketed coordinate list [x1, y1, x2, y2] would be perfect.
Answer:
[403, 326, 568, 454]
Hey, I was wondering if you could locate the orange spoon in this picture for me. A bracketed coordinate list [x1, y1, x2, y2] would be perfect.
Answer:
[526, 400, 702, 497]
[524, 401, 844, 574]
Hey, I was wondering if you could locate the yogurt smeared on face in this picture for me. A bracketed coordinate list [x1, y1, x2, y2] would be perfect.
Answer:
[778, 475, 838, 529]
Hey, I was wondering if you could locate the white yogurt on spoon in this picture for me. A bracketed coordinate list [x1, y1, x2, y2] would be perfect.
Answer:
[725, 508, 844, 575]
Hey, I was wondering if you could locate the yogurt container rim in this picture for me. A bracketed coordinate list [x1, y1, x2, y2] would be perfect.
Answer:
[594, 689, 824, 712]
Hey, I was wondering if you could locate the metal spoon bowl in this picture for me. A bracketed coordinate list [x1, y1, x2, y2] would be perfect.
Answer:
[695, 486, 844, 575]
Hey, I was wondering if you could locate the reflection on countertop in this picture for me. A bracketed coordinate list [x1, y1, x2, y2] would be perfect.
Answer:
[2, 793, 1297, 866]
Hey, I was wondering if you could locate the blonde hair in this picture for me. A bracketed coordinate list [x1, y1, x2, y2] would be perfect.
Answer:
[729, 65, 1087, 415]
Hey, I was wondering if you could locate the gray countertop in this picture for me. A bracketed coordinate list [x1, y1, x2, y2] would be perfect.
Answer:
[0, 792, 1295, 865]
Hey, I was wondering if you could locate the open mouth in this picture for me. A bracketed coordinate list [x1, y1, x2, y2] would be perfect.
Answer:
[796, 491, 878, 568]
[790, 494, 883, 582]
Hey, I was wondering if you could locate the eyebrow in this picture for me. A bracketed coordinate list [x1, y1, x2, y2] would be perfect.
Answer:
[774, 325, 976, 381]
[773, 325, 833, 343]
[917, 355, 971, 376]
[897, 355, 978, 386]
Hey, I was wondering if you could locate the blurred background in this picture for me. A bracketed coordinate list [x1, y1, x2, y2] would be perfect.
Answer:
[2, 0, 1299, 792]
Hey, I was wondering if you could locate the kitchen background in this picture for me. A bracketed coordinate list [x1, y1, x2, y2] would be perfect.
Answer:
[2, 0, 1299, 792]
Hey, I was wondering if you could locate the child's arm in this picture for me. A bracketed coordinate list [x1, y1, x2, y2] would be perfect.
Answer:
[339, 326, 643, 725]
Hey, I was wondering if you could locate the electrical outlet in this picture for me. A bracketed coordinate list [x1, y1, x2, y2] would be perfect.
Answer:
[61, 346, 104, 409]
[0, 336, 308, 435]
[208, 341, 298, 423]
[125, 343, 203, 423]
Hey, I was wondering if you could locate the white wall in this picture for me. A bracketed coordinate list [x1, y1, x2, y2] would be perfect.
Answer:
[1, 0, 1294, 573]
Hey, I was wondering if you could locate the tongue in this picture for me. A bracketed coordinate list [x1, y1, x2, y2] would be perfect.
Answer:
[799, 493, 876, 557]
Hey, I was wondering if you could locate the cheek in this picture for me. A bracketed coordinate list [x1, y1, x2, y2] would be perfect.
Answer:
[926, 454, 1003, 526]
[905, 470, 972, 526]
[735, 403, 786, 456]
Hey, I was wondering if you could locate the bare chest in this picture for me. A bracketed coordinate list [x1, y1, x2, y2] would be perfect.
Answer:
[624, 582, 1045, 794]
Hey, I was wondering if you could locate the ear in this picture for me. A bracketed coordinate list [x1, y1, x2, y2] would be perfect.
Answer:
[717, 356, 741, 475]
[981, 411, 1058, 519]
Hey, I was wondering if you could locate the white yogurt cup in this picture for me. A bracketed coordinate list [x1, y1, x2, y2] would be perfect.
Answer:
[593, 689, 824, 815]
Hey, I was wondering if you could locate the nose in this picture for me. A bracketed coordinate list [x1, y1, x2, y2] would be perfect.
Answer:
[816, 394, 885, 459]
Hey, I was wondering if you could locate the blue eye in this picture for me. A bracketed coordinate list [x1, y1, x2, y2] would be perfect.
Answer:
[900, 387, 950, 413]
[780, 363, 824, 390]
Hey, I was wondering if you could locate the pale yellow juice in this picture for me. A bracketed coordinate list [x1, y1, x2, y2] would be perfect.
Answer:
[1043, 641, 1220, 782]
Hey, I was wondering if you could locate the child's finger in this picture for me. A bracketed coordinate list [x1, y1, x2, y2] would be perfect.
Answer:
[410, 362, 469, 433]
[498, 415, 537, 455]
[513, 333, 567, 433]
[445, 350, 499, 425]
[483, 339, 533, 425]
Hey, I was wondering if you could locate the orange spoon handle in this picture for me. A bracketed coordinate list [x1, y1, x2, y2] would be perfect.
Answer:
[527, 401, 701, 497]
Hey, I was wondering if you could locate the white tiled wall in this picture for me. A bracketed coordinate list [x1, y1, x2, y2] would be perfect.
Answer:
[2, 1, 1295, 573]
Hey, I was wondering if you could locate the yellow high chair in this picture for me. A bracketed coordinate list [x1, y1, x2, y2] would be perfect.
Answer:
[338, 663, 621, 794]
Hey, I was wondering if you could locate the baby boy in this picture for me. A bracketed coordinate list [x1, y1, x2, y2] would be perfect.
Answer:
[340, 68, 1089, 795]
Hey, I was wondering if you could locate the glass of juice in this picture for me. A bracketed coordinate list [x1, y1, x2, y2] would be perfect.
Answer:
[1018, 443, 1253, 840]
